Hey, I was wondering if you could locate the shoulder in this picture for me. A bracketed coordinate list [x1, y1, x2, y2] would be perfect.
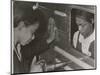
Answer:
[89, 40, 95, 59]
[73, 31, 79, 48]
[73, 31, 79, 37]
[89, 40, 95, 50]
[73, 31, 80, 41]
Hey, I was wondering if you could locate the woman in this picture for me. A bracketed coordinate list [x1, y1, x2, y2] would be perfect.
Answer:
[73, 9, 95, 58]
[13, 3, 48, 74]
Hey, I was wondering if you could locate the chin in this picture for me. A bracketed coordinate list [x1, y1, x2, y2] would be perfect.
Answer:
[21, 42, 27, 46]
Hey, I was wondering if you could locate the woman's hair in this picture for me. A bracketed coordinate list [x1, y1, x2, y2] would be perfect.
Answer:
[14, 2, 48, 37]
[73, 9, 94, 29]
[74, 9, 94, 24]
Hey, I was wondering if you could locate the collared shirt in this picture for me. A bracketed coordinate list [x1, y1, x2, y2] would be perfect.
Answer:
[14, 43, 22, 62]
[73, 30, 95, 57]
[13, 43, 24, 74]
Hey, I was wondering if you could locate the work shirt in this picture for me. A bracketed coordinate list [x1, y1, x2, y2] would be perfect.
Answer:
[73, 30, 95, 58]
[13, 37, 49, 74]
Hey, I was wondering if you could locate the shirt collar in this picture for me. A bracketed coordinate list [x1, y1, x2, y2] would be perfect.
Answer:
[79, 29, 95, 43]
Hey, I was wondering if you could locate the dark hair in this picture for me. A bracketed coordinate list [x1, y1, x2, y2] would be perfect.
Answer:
[74, 9, 94, 24]
[14, 2, 48, 37]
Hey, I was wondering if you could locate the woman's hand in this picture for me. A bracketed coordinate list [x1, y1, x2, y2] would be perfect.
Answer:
[30, 56, 43, 72]
[47, 17, 57, 44]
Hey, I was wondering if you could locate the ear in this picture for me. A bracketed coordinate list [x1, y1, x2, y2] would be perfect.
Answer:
[17, 21, 25, 30]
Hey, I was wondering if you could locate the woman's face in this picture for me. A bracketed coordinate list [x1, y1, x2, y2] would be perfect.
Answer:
[19, 21, 39, 46]
[76, 17, 91, 35]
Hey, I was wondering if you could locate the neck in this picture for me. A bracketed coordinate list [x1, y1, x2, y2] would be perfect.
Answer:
[82, 28, 93, 39]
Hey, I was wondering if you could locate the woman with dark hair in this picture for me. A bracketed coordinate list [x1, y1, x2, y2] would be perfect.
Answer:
[73, 9, 95, 59]
[13, 2, 49, 73]
[13, 1, 57, 74]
